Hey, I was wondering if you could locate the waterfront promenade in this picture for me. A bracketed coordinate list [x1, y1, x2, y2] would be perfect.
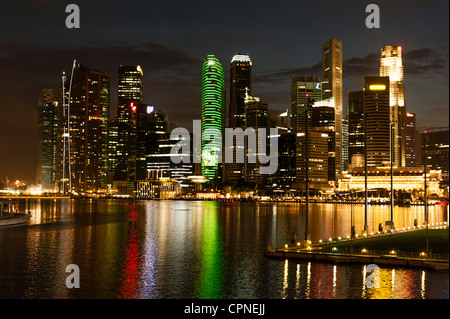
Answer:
[266, 227, 449, 271]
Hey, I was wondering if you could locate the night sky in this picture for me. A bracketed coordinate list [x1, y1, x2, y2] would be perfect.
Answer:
[0, 0, 448, 183]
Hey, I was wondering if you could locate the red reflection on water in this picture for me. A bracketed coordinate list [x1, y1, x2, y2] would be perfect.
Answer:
[117, 225, 141, 299]
[127, 210, 139, 221]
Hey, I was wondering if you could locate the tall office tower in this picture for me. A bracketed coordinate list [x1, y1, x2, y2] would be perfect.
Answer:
[295, 131, 329, 191]
[115, 65, 143, 188]
[290, 76, 323, 133]
[421, 130, 449, 185]
[342, 117, 349, 172]
[229, 53, 252, 128]
[405, 112, 417, 167]
[347, 91, 365, 169]
[380, 45, 406, 167]
[37, 89, 58, 191]
[244, 94, 268, 184]
[140, 105, 169, 180]
[311, 98, 336, 184]
[61, 62, 110, 194]
[201, 55, 225, 182]
[363, 76, 390, 167]
[322, 38, 343, 181]
[107, 119, 118, 185]
[225, 53, 251, 184]
[267, 131, 296, 189]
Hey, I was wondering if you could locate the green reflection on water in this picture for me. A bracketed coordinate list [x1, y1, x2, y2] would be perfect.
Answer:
[194, 201, 226, 298]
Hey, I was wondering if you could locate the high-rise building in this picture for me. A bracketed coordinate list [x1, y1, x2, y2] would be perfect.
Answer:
[37, 89, 58, 191]
[224, 53, 252, 184]
[290, 76, 323, 133]
[58, 62, 110, 194]
[107, 119, 118, 186]
[244, 94, 268, 184]
[229, 53, 252, 128]
[295, 131, 329, 191]
[115, 65, 143, 188]
[311, 98, 336, 185]
[322, 38, 343, 181]
[347, 90, 365, 169]
[201, 55, 225, 182]
[405, 112, 418, 167]
[421, 130, 449, 185]
[342, 117, 349, 172]
[363, 76, 390, 167]
[380, 45, 406, 167]
[269, 131, 296, 190]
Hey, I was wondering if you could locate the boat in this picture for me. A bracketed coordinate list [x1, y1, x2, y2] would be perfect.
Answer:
[0, 200, 31, 227]
[0, 213, 31, 227]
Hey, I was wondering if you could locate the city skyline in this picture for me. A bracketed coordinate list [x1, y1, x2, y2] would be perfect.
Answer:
[0, 0, 448, 183]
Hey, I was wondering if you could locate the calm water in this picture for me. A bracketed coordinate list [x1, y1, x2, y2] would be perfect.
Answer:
[0, 199, 448, 299]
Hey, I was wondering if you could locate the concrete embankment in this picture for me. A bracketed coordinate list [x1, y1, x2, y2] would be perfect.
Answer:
[265, 249, 449, 271]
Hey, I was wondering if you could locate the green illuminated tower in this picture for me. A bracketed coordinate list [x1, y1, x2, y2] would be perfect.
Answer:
[201, 55, 225, 182]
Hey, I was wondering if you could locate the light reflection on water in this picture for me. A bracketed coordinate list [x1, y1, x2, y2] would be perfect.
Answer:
[0, 199, 447, 299]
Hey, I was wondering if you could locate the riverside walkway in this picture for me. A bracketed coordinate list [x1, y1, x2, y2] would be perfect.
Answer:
[265, 225, 449, 271]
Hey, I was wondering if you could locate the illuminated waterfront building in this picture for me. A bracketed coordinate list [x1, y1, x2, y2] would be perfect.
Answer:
[340, 167, 442, 195]
[380, 45, 406, 167]
[322, 38, 343, 181]
[201, 55, 225, 182]
[37, 89, 58, 191]
[363, 76, 390, 167]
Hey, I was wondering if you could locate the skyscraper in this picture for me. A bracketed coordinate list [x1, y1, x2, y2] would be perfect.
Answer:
[380, 45, 406, 167]
[405, 112, 418, 167]
[312, 98, 336, 184]
[37, 89, 58, 191]
[290, 76, 323, 133]
[229, 53, 252, 128]
[115, 65, 143, 188]
[244, 94, 268, 184]
[225, 53, 252, 184]
[201, 55, 225, 182]
[322, 38, 343, 181]
[363, 76, 390, 167]
[295, 131, 329, 191]
[347, 90, 365, 169]
[421, 130, 449, 185]
[58, 62, 110, 194]
[342, 117, 349, 172]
